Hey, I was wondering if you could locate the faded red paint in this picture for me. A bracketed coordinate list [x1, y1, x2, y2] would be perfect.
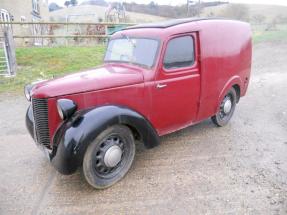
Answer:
[31, 19, 252, 145]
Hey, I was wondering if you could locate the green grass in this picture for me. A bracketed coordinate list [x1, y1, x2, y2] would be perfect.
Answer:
[0, 46, 105, 94]
[252, 24, 287, 44]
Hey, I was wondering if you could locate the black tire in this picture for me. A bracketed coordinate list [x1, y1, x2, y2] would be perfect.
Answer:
[211, 88, 237, 127]
[83, 125, 135, 189]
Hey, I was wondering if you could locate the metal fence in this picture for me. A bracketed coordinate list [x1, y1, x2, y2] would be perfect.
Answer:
[0, 25, 16, 77]
[0, 41, 10, 76]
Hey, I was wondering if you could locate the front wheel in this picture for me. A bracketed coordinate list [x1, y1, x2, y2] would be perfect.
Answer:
[211, 88, 237, 127]
[82, 125, 135, 189]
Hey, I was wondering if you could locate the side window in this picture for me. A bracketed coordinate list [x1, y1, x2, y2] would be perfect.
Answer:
[163, 36, 195, 70]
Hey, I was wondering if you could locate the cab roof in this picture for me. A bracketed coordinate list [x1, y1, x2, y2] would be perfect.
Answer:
[125, 17, 224, 30]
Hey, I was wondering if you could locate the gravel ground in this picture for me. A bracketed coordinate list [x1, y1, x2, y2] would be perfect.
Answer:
[0, 42, 286, 215]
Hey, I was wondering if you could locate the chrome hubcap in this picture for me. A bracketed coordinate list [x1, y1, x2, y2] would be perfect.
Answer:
[223, 99, 232, 114]
[104, 145, 123, 168]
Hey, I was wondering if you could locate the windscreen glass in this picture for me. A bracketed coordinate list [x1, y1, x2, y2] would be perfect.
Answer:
[104, 38, 159, 68]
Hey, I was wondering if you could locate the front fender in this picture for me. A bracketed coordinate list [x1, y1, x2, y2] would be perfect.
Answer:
[50, 105, 160, 175]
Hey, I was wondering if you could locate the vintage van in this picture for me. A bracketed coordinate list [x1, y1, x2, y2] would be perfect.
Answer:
[25, 18, 252, 189]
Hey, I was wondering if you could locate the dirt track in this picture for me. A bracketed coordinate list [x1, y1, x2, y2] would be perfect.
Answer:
[0, 42, 286, 214]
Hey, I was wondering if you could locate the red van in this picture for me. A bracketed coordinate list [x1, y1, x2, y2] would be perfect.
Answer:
[25, 18, 252, 189]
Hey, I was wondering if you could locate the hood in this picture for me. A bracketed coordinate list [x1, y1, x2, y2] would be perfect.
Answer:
[31, 64, 145, 98]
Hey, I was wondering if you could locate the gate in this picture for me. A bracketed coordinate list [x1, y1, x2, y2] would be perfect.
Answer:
[0, 41, 10, 76]
[0, 9, 16, 76]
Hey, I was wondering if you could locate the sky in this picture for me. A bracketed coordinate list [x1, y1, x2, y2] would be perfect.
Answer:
[51, 0, 287, 6]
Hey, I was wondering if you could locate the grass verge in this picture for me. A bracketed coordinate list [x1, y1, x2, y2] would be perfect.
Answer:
[0, 46, 105, 94]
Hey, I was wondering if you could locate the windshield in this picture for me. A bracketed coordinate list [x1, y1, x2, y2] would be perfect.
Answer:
[104, 37, 159, 68]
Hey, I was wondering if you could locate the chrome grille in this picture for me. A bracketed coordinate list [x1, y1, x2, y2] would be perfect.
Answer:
[32, 98, 51, 148]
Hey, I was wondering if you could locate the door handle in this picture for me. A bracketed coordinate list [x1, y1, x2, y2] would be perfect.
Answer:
[156, 83, 167, 89]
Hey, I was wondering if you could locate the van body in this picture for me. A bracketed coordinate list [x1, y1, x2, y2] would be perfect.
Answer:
[25, 18, 252, 188]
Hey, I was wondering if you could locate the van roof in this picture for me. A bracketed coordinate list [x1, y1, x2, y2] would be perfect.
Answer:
[125, 18, 225, 30]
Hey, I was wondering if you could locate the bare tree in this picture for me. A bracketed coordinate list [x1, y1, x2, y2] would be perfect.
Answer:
[187, 1, 202, 17]
[64, 1, 70, 8]
[252, 14, 266, 24]
[265, 18, 278, 31]
[275, 15, 287, 24]
[70, 0, 78, 6]
[220, 4, 249, 21]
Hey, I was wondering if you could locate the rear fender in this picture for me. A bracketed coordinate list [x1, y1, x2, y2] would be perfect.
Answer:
[216, 76, 242, 113]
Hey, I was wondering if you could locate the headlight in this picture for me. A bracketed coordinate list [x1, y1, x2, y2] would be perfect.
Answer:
[24, 85, 33, 101]
[56, 99, 77, 120]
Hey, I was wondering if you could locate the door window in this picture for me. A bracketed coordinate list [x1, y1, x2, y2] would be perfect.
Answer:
[163, 36, 195, 70]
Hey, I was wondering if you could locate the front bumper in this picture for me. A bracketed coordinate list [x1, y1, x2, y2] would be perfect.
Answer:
[25, 104, 79, 175]
[25, 105, 34, 139]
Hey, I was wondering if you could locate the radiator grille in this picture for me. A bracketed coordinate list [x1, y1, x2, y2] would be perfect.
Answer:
[32, 98, 51, 148]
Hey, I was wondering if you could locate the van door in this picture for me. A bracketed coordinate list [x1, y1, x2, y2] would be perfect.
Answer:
[151, 33, 200, 135]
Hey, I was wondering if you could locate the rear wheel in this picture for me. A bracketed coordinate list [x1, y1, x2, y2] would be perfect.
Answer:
[211, 88, 237, 127]
[83, 125, 135, 189]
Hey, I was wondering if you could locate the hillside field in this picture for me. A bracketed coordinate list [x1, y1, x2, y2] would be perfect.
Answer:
[50, 5, 166, 23]
[202, 3, 287, 22]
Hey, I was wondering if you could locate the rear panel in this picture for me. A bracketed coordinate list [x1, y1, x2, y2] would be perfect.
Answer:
[196, 20, 252, 121]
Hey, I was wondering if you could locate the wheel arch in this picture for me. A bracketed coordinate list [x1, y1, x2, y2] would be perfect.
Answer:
[50, 105, 160, 175]
[216, 76, 242, 112]
[232, 84, 241, 103]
